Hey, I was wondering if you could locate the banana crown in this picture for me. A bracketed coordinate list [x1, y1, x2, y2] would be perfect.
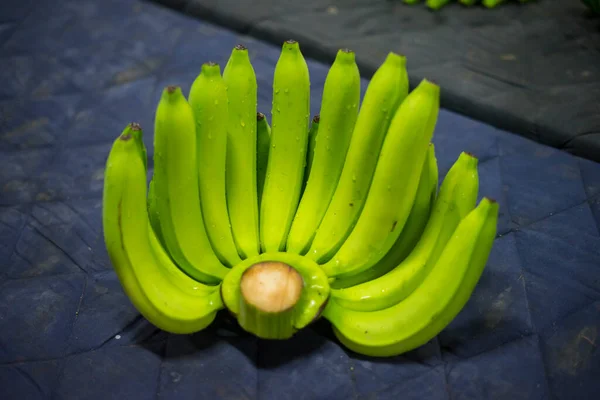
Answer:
[102, 41, 499, 357]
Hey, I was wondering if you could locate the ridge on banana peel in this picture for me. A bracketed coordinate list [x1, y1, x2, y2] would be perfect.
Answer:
[101, 39, 500, 358]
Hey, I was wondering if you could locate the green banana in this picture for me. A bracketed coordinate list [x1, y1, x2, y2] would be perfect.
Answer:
[189, 62, 242, 267]
[256, 112, 271, 209]
[304, 114, 320, 189]
[323, 197, 499, 357]
[260, 40, 311, 253]
[223, 45, 260, 259]
[307, 52, 409, 263]
[331, 143, 438, 289]
[286, 49, 361, 255]
[102, 124, 223, 334]
[152, 86, 230, 284]
[331, 151, 479, 311]
[427, 0, 452, 9]
[321, 79, 440, 279]
[482, 0, 505, 7]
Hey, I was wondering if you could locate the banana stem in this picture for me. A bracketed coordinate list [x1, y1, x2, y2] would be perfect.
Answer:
[238, 261, 304, 339]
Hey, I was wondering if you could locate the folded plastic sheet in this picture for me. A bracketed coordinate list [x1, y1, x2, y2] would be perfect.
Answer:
[1, 0, 599, 399]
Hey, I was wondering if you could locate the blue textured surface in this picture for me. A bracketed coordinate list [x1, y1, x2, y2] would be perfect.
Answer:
[0, 0, 599, 399]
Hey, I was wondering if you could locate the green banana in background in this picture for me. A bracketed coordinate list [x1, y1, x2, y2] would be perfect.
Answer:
[189, 62, 242, 268]
[260, 40, 311, 253]
[152, 86, 230, 284]
[331, 143, 438, 289]
[323, 197, 499, 357]
[102, 124, 224, 334]
[322, 79, 440, 280]
[287, 48, 361, 255]
[331, 151, 479, 311]
[256, 112, 271, 209]
[307, 52, 409, 264]
[401, 0, 538, 9]
[223, 45, 261, 260]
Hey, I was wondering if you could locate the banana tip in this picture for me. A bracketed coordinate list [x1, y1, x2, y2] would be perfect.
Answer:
[166, 85, 179, 93]
[129, 122, 142, 131]
[257, 112, 265, 121]
[312, 114, 320, 123]
[285, 39, 297, 44]
[234, 44, 247, 51]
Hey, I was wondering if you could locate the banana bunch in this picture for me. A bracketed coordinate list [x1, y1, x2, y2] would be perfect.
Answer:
[102, 40, 499, 358]
[402, 0, 537, 10]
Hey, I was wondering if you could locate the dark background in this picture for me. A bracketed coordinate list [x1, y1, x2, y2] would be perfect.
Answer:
[1, 0, 599, 399]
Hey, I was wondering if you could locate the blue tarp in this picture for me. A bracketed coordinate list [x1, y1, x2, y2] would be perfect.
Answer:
[1, 0, 599, 399]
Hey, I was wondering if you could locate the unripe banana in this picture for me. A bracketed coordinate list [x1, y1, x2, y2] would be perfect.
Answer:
[331, 151, 479, 311]
[323, 197, 499, 357]
[304, 114, 320, 190]
[483, 0, 505, 8]
[322, 79, 440, 279]
[152, 86, 230, 284]
[189, 62, 242, 267]
[331, 143, 438, 289]
[260, 40, 310, 253]
[103, 125, 223, 334]
[286, 49, 361, 255]
[223, 45, 260, 259]
[256, 112, 271, 208]
[307, 52, 409, 263]
[426, 0, 452, 9]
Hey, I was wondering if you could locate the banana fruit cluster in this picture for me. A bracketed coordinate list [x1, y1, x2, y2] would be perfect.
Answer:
[102, 40, 499, 358]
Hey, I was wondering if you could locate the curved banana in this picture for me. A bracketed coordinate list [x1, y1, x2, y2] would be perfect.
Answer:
[303, 114, 320, 192]
[256, 112, 271, 208]
[189, 62, 242, 267]
[322, 79, 440, 279]
[307, 52, 409, 263]
[331, 151, 479, 311]
[322, 197, 499, 357]
[287, 49, 361, 255]
[102, 124, 223, 334]
[223, 45, 260, 259]
[152, 86, 230, 284]
[260, 40, 310, 253]
[331, 143, 438, 289]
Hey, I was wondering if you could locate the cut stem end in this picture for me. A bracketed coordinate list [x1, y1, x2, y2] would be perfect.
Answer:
[238, 262, 304, 339]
